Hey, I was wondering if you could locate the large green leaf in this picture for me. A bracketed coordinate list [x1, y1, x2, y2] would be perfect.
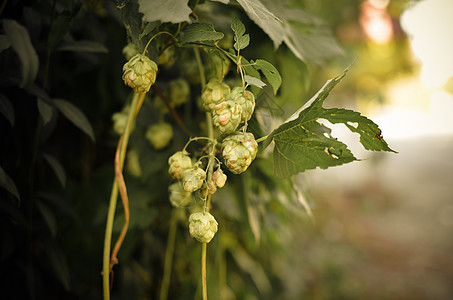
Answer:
[54, 99, 95, 142]
[138, 0, 191, 24]
[264, 68, 396, 178]
[181, 22, 224, 43]
[3, 19, 39, 87]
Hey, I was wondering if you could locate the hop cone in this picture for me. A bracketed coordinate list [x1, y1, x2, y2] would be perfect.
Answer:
[212, 100, 242, 134]
[122, 54, 158, 93]
[201, 79, 230, 111]
[146, 122, 173, 150]
[189, 212, 218, 243]
[222, 131, 258, 174]
[181, 167, 206, 192]
[168, 151, 192, 180]
[168, 78, 190, 106]
[212, 168, 227, 188]
[228, 87, 255, 123]
[169, 182, 192, 207]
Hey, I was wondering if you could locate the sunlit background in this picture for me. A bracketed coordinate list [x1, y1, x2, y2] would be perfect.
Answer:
[294, 0, 453, 298]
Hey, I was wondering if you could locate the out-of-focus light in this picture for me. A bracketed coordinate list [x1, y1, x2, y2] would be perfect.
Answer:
[360, 0, 393, 44]
[401, 0, 453, 88]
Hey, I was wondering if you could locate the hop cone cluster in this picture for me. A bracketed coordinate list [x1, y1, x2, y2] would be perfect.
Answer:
[189, 212, 218, 243]
[222, 131, 258, 174]
[122, 54, 158, 93]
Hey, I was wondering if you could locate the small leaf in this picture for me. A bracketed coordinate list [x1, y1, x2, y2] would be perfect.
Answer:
[0, 165, 20, 202]
[3, 19, 39, 87]
[0, 94, 15, 126]
[58, 40, 108, 53]
[139, 21, 160, 40]
[244, 75, 266, 88]
[54, 99, 95, 142]
[37, 98, 54, 125]
[0, 35, 11, 52]
[36, 200, 58, 237]
[42, 154, 66, 188]
[266, 66, 396, 178]
[138, 0, 192, 24]
[48, 12, 71, 49]
[252, 59, 281, 94]
[231, 18, 250, 51]
[181, 22, 224, 43]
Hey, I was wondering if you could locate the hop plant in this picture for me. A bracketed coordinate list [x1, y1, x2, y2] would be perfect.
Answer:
[168, 78, 190, 106]
[189, 212, 218, 243]
[201, 79, 230, 111]
[228, 87, 255, 123]
[146, 122, 173, 149]
[212, 168, 227, 188]
[222, 131, 258, 174]
[126, 149, 142, 177]
[169, 182, 193, 207]
[168, 151, 193, 180]
[158, 46, 176, 68]
[112, 105, 133, 135]
[122, 54, 158, 93]
[206, 54, 231, 80]
[181, 166, 206, 192]
[212, 100, 242, 134]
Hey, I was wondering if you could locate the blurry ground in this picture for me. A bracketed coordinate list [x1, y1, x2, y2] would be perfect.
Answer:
[298, 134, 453, 299]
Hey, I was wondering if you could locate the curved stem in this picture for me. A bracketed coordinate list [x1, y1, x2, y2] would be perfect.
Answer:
[102, 92, 144, 300]
[143, 31, 178, 55]
[255, 135, 269, 143]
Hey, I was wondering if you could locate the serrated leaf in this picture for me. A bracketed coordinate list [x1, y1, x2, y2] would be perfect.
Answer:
[244, 75, 266, 88]
[54, 99, 95, 142]
[58, 40, 108, 53]
[3, 19, 39, 87]
[252, 59, 281, 94]
[0, 35, 11, 52]
[265, 67, 396, 178]
[43, 154, 67, 188]
[0, 165, 21, 202]
[181, 22, 224, 43]
[139, 21, 160, 40]
[231, 18, 250, 51]
[138, 0, 191, 24]
[37, 98, 54, 125]
[0, 94, 15, 127]
[236, 0, 280, 22]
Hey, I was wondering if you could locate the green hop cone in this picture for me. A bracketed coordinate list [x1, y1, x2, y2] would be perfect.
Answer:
[222, 131, 258, 174]
[168, 151, 192, 180]
[126, 149, 142, 177]
[146, 122, 173, 149]
[168, 78, 190, 106]
[206, 54, 230, 80]
[158, 47, 176, 69]
[181, 166, 206, 192]
[212, 168, 227, 188]
[122, 54, 158, 93]
[169, 182, 193, 207]
[112, 105, 134, 135]
[201, 79, 230, 111]
[212, 100, 242, 134]
[189, 212, 218, 243]
[228, 87, 255, 123]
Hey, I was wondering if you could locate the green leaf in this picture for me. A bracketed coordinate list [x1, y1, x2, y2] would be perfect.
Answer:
[36, 200, 58, 237]
[231, 18, 250, 51]
[0, 35, 11, 52]
[244, 74, 266, 88]
[48, 12, 71, 49]
[181, 22, 224, 43]
[57, 40, 108, 53]
[0, 94, 15, 127]
[54, 99, 95, 142]
[138, 0, 191, 24]
[139, 21, 160, 40]
[0, 165, 21, 202]
[265, 67, 396, 178]
[252, 59, 281, 94]
[37, 98, 54, 125]
[43, 154, 67, 188]
[3, 19, 39, 87]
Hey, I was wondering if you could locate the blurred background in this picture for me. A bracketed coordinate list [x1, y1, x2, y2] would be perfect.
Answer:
[1, 0, 453, 299]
